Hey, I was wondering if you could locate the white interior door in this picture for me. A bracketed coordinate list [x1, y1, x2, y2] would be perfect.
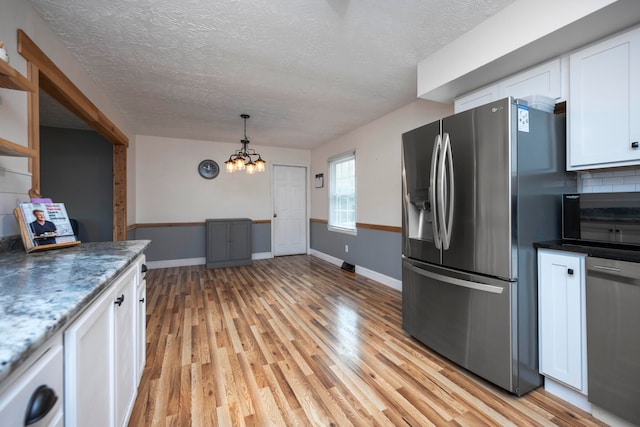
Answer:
[273, 165, 307, 256]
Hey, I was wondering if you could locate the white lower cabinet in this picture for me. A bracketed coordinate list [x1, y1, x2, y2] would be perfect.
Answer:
[65, 257, 142, 427]
[538, 249, 586, 392]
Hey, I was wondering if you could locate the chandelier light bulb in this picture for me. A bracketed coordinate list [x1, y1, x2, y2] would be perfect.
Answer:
[246, 161, 256, 174]
[225, 158, 235, 172]
[235, 157, 245, 170]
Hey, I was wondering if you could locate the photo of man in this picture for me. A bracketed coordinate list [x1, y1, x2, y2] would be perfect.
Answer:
[30, 209, 58, 245]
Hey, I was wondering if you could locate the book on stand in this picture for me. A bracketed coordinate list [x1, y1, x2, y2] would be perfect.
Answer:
[14, 202, 81, 252]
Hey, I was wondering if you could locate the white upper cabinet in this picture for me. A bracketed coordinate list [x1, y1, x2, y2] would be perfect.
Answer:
[454, 59, 562, 113]
[568, 26, 640, 170]
[498, 59, 562, 101]
[454, 85, 499, 113]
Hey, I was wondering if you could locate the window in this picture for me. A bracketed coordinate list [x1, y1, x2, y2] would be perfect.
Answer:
[328, 152, 356, 233]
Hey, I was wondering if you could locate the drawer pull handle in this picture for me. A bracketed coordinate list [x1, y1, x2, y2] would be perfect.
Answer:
[567, 268, 574, 275]
[141, 264, 148, 273]
[632, 141, 639, 149]
[139, 297, 145, 303]
[115, 295, 125, 306]
[25, 385, 58, 425]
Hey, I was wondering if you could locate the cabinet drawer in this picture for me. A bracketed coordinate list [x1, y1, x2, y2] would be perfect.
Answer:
[0, 336, 63, 427]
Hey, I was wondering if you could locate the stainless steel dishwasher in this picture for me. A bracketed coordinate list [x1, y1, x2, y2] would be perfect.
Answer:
[586, 257, 640, 426]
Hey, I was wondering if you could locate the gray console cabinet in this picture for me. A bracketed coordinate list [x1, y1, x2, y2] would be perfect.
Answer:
[206, 218, 252, 268]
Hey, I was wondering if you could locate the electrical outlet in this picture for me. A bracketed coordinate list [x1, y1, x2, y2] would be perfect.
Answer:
[345, 244, 349, 253]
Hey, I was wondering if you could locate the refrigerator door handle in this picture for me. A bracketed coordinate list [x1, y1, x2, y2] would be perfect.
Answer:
[440, 132, 454, 250]
[430, 134, 442, 249]
[406, 262, 504, 294]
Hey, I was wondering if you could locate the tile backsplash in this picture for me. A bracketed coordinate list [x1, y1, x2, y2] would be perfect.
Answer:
[579, 168, 640, 193]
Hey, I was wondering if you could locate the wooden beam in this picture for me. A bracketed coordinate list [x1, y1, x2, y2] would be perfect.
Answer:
[17, 29, 128, 147]
[27, 62, 40, 196]
[18, 28, 128, 240]
[114, 144, 127, 241]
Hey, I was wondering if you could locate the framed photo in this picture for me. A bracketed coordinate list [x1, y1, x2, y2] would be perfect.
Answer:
[315, 173, 324, 188]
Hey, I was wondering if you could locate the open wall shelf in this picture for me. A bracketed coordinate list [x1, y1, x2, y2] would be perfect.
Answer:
[0, 59, 36, 157]
[0, 137, 36, 157]
[0, 60, 36, 92]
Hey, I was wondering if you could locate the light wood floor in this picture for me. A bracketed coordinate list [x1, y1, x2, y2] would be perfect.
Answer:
[128, 255, 605, 426]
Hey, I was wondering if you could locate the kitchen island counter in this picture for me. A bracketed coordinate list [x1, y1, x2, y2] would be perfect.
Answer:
[0, 240, 150, 384]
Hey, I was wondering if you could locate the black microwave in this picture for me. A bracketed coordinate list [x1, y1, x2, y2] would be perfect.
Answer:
[563, 192, 640, 245]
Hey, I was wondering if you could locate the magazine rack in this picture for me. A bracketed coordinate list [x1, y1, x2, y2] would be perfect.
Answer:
[14, 203, 81, 253]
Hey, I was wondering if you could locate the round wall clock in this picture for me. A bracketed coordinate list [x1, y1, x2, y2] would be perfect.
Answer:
[198, 159, 220, 179]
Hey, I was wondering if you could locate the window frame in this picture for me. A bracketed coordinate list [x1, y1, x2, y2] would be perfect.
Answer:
[327, 151, 356, 235]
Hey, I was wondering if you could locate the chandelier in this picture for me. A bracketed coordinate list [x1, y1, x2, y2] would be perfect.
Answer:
[224, 114, 265, 174]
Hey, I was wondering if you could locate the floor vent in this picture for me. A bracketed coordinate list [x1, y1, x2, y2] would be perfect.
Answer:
[341, 262, 355, 273]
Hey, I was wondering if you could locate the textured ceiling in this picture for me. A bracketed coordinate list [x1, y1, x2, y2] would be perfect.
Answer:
[29, 0, 515, 149]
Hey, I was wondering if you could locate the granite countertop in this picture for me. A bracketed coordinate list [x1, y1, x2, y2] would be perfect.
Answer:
[535, 239, 640, 263]
[0, 240, 150, 384]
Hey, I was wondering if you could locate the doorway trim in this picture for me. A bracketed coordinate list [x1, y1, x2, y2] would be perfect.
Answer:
[17, 29, 128, 241]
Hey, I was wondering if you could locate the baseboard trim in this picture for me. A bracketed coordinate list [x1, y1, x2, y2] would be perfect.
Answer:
[252, 252, 273, 260]
[147, 257, 206, 269]
[543, 377, 590, 412]
[308, 249, 402, 292]
[145, 251, 401, 293]
[146, 253, 273, 269]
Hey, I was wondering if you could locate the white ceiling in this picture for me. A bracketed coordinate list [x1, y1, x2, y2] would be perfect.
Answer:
[29, 0, 515, 149]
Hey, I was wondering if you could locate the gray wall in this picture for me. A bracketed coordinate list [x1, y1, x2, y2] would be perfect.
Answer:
[130, 222, 271, 262]
[310, 222, 402, 280]
[40, 127, 113, 242]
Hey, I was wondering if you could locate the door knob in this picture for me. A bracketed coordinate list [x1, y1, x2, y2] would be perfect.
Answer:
[273, 213, 277, 217]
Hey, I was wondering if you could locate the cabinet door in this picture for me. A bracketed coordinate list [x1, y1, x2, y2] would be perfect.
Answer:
[568, 28, 640, 170]
[114, 267, 137, 427]
[229, 220, 251, 261]
[538, 250, 585, 391]
[65, 289, 114, 427]
[206, 221, 230, 263]
[206, 219, 252, 268]
[498, 59, 561, 101]
[454, 84, 499, 113]
[136, 277, 147, 383]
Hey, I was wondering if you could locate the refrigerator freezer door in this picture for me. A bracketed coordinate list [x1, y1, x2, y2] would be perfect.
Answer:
[442, 98, 515, 280]
[402, 258, 515, 393]
[401, 120, 442, 264]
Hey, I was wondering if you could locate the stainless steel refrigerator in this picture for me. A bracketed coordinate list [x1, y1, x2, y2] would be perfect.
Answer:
[401, 97, 576, 396]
